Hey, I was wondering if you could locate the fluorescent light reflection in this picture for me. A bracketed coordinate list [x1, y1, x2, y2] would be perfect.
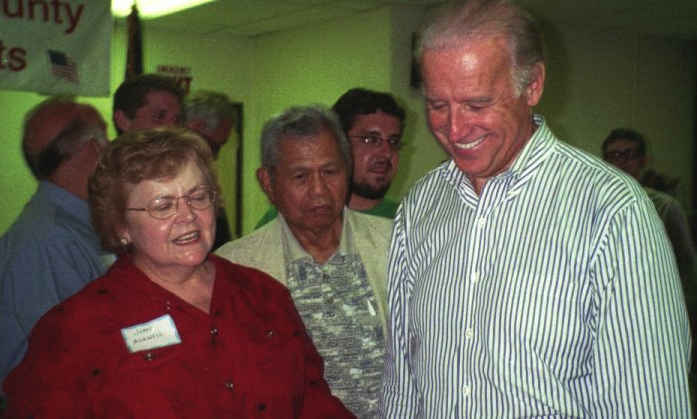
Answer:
[112, 0, 216, 19]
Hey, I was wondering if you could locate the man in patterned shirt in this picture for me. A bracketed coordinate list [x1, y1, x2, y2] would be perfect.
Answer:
[217, 105, 392, 417]
[380, 0, 692, 417]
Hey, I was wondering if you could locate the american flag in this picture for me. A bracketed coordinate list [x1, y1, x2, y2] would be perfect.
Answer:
[48, 50, 79, 83]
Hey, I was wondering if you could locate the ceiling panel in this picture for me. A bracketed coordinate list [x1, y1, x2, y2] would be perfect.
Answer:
[134, 0, 697, 40]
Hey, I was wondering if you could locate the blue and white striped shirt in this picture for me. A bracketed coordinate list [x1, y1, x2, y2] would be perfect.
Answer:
[380, 117, 692, 418]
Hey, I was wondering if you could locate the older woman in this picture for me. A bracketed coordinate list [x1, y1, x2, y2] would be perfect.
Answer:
[3, 128, 354, 418]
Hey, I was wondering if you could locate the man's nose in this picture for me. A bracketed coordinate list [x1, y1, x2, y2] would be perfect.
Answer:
[174, 198, 198, 222]
[309, 173, 329, 195]
[375, 137, 393, 156]
[448, 105, 471, 140]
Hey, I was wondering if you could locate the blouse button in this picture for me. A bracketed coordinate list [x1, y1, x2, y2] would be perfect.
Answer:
[224, 380, 234, 390]
[210, 328, 219, 336]
[265, 330, 274, 338]
[144, 352, 154, 361]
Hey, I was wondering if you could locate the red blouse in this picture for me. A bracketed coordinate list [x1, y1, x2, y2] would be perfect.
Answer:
[4, 255, 355, 418]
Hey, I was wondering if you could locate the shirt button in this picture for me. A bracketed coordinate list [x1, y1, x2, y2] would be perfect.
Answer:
[472, 271, 479, 283]
[477, 217, 486, 228]
[144, 352, 154, 361]
[465, 327, 474, 339]
[265, 330, 274, 338]
[462, 384, 471, 397]
[210, 328, 219, 335]
[224, 380, 234, 390]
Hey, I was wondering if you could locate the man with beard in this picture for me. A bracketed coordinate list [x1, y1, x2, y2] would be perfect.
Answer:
[255, 88, 404, 228]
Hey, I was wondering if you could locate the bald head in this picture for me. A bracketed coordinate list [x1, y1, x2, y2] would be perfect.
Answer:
[22, 98, 107, 178]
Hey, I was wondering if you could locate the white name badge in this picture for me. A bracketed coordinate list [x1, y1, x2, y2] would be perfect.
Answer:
[121, 314, 182, 353]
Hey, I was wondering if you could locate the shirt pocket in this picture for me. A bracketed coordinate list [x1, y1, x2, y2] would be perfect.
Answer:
[241, 322, 307, 392]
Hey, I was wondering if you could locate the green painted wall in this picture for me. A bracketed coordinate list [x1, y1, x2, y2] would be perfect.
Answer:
[539, 25, 696, 209]
[0, 7, 695, 238]
[240, 8, 395, 233]
[0, 22, 254, 236]
[388, 6, 449, 201]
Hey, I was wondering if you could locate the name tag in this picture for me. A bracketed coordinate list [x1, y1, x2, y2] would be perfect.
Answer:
[121, 314, 182, 353]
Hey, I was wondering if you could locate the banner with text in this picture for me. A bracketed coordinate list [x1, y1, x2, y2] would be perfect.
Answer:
[0, 0, 111, 96]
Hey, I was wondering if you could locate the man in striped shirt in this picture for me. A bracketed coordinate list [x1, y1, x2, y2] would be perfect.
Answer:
[380, 0, 692, 417]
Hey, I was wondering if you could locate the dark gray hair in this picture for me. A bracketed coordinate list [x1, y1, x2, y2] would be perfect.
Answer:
[260, 105, 352, 177]
[33, 121, 106, 179]
[417, 0, 544, 95]
[184, 90, 238, 131]
[23, 97, 107, 179]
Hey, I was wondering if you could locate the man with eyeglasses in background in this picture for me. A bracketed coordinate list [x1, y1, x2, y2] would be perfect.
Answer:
[602, 128, 697, 287]
[603, 128, 697, 395]
[255, 88, 405, 228]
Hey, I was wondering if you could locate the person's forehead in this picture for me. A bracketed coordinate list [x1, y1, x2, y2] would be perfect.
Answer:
[424, 35, 510, 62]
[421, 36, 513, 94]
[350, 111, 402, 132]
[606, 138, 640, 150]
[143, 90, 180, 107]
[126, 162, 205, 202]
[278, 132, 343, 164]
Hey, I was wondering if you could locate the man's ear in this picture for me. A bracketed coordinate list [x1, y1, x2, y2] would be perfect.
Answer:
[113, 110, 131, 133]
[525, 62, 546, 107]
[256, 167, 275, 204]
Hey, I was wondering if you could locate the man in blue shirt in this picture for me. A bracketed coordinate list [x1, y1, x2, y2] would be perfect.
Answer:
[0, 98, 111, 391]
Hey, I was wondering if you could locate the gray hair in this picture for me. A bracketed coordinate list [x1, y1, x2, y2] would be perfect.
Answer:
[184, 90, 237, 131]
[32, 120, 106, 179]
[22, 97, 107, 178]
[417, 0, 544, 95]
[260, 105, 352, 177]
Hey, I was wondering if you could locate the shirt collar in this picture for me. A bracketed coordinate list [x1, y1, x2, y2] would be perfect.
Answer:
[438, 114, 556, 189]
[278, 207, 353, 265]
[38, 180, 90, 222]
